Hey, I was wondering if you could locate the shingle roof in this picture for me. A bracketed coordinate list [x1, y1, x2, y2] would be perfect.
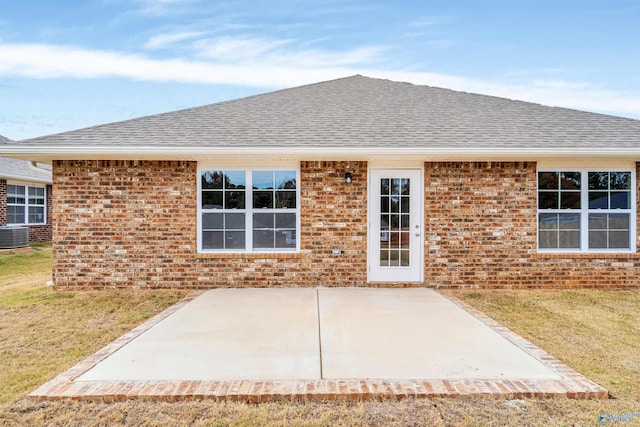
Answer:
[5, 75, 640, 155]
[0, 136, 52, 183]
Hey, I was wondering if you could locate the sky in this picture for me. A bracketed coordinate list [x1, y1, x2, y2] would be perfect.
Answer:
[0, 0, 639, 140]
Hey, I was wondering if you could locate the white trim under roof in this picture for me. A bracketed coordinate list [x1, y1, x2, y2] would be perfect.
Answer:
[3, 146, 640, 164]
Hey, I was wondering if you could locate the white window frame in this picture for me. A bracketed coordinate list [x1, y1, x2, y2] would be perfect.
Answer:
[6, 183, 47, 225]
[197, 166, 301, 253]
[537, 168, 636, 253]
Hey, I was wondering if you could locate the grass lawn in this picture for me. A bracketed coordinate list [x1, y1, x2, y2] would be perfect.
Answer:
[0, 246, 639, 426]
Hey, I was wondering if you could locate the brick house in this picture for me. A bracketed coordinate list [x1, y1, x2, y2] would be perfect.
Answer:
[2, 75, 640, 289]
[0, 135, 52, 244]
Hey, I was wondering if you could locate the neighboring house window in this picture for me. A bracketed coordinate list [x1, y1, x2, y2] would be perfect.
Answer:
[199, 169, 299, 252]
[538, 170, 634, 252]
[6, 184, 46, 225]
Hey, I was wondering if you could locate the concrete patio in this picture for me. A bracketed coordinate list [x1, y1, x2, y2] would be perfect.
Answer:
[29, 288, 607, 401]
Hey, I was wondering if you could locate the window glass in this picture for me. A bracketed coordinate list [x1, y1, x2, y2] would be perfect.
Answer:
[225, 171, 246, 189]
[611, 192, 630, 209]
[275, 171, 296, 189]
[380, 179, 389, 194]
[538, 170, 633, 252]
[538, 171, 581, 210]
[253, 171, 297, 209]
[7, 185, 26, 205]
[276, 213, 296, 228]
[7, 206, 25, 225]
[28, 187, 45, 205]
[588, 172, 609, 190]
[390, 179, 400, 195]
[202, 231, 224, 250]
[539, 192, 558, 210]
[538, 172, 559, 189]
[28, 207, 45, 224]
[588, 192, 609, 209]
[276, 230, 296, 249]
[7, 185, 46, 224]
[560, 172, 581, 189]
[202, 171, 245, 210]
[275, 191, 296, 208]
[588, 213, 630, 249]
[202, 171, 225, 189]
[538, 213, 580, 249]
[201, 211, 246, 250]
[201, 169, 298, 252]
[225, 213, 245, 229]
[225, 191, 245, 209]
[202, 192, 223, 209]
[252, 211, 297, 250]
[252, 171, 274, 189]
[253, 213, 274, 228]
[225, 231, 246, 249]
[253, 230, 274, 249]
[202, 213, 223, 229]
[588, 172, 631, 209]
[253, 191, 273, 209]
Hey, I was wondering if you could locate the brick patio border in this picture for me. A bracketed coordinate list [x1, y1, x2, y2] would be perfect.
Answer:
[28, 290, 608, 402]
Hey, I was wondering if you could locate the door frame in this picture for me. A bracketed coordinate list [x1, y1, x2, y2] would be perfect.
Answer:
[367, 167, 424, 283]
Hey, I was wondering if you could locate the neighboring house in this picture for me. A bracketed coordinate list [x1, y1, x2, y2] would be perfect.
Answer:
[0, 135, 52, 244]
[1, 75, 640, 289]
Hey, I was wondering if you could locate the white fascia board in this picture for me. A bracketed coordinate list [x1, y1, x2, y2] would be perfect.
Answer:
[2, 145, 640, 162]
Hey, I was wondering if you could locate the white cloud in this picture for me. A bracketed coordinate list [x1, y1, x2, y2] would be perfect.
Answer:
[410, 17, 440, 27]
[378, 71, 640, 118]
[0, 42, 639, 119]
[133, 0, 197, 16]
[194, 36, 294, 61]
[144, 31, 206, 49]
[0, 42, 350, 87]
[192, 35, 385, 68]
[272, 46, 385, 68]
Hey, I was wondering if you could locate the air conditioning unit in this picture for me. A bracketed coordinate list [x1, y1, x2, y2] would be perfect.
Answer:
[0, 226, 29, 249]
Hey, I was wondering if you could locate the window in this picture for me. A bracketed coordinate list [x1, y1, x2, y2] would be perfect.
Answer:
[199, 169, 299, 252]
[7, 184, 46, 225]
[537, 170, 634, 252]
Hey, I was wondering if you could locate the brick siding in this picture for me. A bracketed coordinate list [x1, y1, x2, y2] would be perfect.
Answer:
[424, 162, 640, 288]
[52, 160, 640, 289]
[52, 160, 367, 289]
[0, 179, 52, 243]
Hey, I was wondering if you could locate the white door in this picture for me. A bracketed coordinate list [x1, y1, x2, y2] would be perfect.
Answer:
[369, 169, 423, 282]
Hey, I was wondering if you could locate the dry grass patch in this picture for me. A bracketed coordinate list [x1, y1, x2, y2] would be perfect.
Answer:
[0, 244, 188, 404]
[448, 289, 640, 402]
[3, 396, 639, 426]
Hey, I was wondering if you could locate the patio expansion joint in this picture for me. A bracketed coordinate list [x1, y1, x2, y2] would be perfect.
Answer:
[27, 289, 608, 402]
